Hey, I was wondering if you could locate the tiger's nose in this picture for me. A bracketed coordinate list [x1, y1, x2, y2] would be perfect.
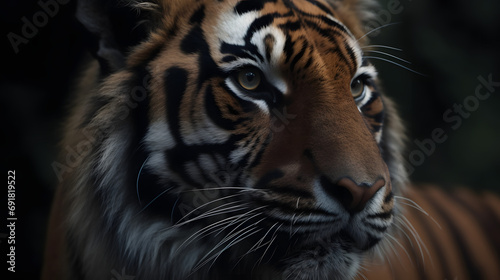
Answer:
[321, 177, 386, 213]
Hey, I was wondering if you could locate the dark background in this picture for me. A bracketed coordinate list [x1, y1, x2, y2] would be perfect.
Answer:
[1, 0, 499, 279]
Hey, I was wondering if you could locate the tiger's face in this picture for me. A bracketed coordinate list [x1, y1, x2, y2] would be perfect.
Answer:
[65, 0, 405, 279]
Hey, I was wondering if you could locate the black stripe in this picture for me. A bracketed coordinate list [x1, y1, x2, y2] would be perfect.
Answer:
[305, 0, 334, 15]
[303, 56, 313, 70]
[452, 191, 500, 261]
[421, 190, 482, 280]
[247, 134, 271, 169]
[384, 191, 394, 204]
[279, 20, 302, 32]
[283, 34, 295, 64]
[220, 42, 262, 62]
[181, 25, 205, 54]
[285, 0, 350, 35]
[244, 13, 276, 42]
[234, 0, 277, 14]
[364, 221, 388, 233]
[404, 194, 448, 280]
[165, 135, 244, 187]
[222, 55, 237, 63]
[181, 22, 223, 90]
[290, 40, 308, 72]
[367, 210, 393, 220]
[343, 40, 358, 73]
[164, 67, 188, 144]
[189, 4, 205, 24]
[364, 233, 382, 250]
[204, 84, 240, 130]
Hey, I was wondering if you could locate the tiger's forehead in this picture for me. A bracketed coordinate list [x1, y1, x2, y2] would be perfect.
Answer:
[206, 0, 363, 77]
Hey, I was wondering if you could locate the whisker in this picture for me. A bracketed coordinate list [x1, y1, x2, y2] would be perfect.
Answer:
[170, 196, 180, 223]
[398, 215, 432, 267]
[395, 196, 442, 229]
[207, 221, 264, 271]
[240, 222, 279, 260]
[363, 50, 412, 64]
[193, 215, 265, 272]
[136, 187, 172, 215]
[179, 186, 268, 193]
[393, 221, 415, 250]
[174, 202, 250, 228]
[136, 155, 151, 205]
[179, 205, 266, 251]
[385, 233, 413, 266]
[215, 205, 268, 236]
[357, 22, 401, 42]
[256, 223, 283, 266]
[176, 214, 245, 252]
[175, 194, 245, 224]
[362, 45, 403, 52]
[363, 56, 427, 76]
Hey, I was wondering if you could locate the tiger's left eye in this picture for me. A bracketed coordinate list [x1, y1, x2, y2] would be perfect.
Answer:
[237, 67, 261, 91]
[350, 78, 366, 100]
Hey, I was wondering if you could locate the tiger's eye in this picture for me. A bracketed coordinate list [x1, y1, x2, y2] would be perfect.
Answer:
[350, 78, 366, 100]
[238, 68, 261, 91]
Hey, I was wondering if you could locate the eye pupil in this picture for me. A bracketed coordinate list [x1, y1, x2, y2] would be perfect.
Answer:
[245, 72, 256, 82]
[238, 68, 261, 91]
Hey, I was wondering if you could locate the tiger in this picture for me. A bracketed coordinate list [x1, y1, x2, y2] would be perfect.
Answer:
[40, 0, 498, 279]
[359, 186, 500, 280]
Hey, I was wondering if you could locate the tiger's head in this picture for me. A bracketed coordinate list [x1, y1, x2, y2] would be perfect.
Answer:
[66, 0, 407, 279]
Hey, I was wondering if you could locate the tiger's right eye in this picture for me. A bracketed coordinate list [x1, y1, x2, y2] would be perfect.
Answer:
[350, 77, 366, 100]
[237, 67, 262, 91]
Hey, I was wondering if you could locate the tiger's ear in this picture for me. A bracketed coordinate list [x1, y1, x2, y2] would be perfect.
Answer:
[76, 0, 162, 74]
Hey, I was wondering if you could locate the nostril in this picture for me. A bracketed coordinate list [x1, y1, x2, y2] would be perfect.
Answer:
[320, 176, 386, 213]
[320, 176, 353, 210]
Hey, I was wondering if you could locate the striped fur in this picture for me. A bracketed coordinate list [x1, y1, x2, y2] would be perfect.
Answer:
[42, 0, 418, 279]
[360, 186, 500, 280]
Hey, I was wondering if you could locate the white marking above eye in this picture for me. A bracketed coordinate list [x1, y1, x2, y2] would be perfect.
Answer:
[217, 9, 288, 97]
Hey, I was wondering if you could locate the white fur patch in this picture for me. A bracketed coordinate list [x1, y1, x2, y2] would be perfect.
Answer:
[216, 8, 288, 113]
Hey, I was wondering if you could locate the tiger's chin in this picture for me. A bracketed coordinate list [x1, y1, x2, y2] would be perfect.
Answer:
[277, 232, 370, 280]
[236, 227, 379, 280]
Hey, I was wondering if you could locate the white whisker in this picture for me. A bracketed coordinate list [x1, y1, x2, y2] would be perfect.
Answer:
[362, 44, 403, 52]
[256, 223, 283, 266]
[193, 215, 265, 273]
[357, 22, 400, 42]
[363, 56, 427, 76]
[363, 50, 412, 64]
[135, 155, 151, 205]
[385, 233, 413, 266]
[174, 202, 251, 228]
[395, 196, 442, 229]
[176, 214, 245, 252]
[175, 194, 245, 224]
[136, 187, 172, 215]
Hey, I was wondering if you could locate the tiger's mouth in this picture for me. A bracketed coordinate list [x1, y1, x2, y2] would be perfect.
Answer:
[247, 210, 387, 270]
